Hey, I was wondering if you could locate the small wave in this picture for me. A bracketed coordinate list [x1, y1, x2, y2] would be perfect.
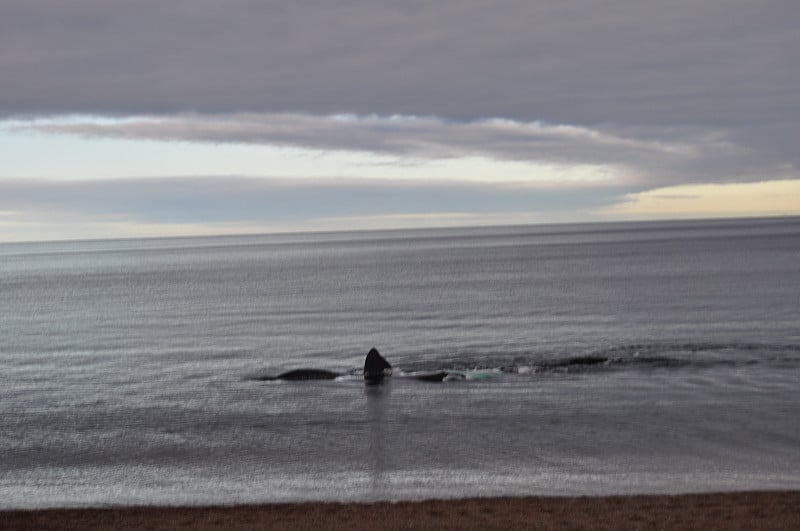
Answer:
[396, 342, 800, 377]
[250, 342, 800, 383]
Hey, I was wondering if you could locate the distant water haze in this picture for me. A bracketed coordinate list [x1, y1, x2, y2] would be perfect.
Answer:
[1, 218, 799, 508]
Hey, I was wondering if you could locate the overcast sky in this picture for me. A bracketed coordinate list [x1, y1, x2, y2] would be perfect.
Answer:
[1, 0, 798, 241]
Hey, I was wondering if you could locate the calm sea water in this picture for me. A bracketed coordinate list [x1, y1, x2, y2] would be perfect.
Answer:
[1, 218, 799, 508]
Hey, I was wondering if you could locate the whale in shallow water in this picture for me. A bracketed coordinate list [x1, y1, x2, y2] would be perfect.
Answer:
[406, 370, 467, 382]
[259, 368, 341, 381]
[260, 348, 393, 382]
[259, 348, 465, 383]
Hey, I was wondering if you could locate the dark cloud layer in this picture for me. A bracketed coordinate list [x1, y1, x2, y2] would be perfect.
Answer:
[2, 0, 798, 127]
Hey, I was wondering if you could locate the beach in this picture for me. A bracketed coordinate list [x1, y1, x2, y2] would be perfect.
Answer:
[3, 491, 799, 530]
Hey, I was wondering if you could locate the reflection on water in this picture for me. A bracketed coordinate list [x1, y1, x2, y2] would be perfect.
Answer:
[365, 381, 390, 499]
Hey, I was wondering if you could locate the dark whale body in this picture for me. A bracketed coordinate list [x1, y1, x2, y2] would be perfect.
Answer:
[259, 368, 341, 381]
[260, 348, 462, 383]
[408, 371, 449, 382]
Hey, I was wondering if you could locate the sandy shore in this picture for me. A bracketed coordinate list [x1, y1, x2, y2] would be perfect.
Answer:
[2, 491, 799, 530]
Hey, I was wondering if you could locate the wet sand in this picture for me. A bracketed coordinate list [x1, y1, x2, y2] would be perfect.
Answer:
[2, 491, 799, 530]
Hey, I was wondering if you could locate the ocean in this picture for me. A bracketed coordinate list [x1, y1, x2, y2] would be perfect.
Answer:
[1, 217, 799, 508]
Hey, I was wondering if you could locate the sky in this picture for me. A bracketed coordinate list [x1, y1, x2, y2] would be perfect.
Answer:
[1, 0, 799, 242]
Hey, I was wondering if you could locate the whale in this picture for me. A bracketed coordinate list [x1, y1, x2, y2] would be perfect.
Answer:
[259, 348, 468, 383]
[405, 370, 466, 382]
[259, 368, 341, 381]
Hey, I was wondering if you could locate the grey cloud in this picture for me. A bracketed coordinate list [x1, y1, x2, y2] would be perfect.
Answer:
[26, 114, 691, 158]
[2, 0, 798, 193]
[0, 176, 624, 225]
[1, 0, 797, 127]
[19, 113, 789, 187]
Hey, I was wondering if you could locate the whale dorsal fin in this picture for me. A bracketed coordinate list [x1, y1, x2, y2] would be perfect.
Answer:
[364, 348, 392, 381]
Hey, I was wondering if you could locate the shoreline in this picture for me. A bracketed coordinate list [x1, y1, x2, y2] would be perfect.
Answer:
[2, 491, 799, 530]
